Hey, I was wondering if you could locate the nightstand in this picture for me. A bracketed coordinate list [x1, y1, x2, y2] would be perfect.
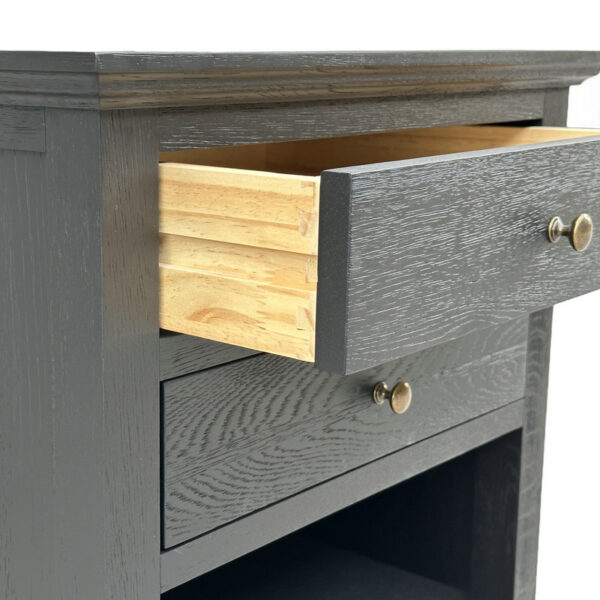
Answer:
[2, 51, 600, 600]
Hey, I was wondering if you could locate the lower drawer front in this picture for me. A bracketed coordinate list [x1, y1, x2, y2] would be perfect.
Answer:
[162, 317, 528, 548]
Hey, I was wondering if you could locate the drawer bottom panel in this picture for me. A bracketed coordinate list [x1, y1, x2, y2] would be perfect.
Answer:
[162, 317, 528, 548]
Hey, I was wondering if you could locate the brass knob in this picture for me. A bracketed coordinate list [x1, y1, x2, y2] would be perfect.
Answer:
[548, 213, 593, 252]
[373, 381, 412, 414]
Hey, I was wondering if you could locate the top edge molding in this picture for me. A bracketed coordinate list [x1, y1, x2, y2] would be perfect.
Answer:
[0, 51, 599, 110]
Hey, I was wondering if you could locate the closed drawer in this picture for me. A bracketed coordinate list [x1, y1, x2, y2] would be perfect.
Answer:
[159, 125, 600, 374]
[162, 317, 527, 548]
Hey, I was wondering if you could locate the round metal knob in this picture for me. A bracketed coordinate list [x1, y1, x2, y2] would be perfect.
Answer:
[373, 381, 412, 414]
[548, 213, 593, 252]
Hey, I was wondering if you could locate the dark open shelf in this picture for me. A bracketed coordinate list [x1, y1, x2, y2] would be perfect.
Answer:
[163, 534, 464, 600]
[160, 441, 504, 600]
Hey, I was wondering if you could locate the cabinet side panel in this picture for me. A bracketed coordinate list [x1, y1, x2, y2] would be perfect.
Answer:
[0, 106, 45, 152]
[0, 110, 105, 600]
[0, 108, 160, 600]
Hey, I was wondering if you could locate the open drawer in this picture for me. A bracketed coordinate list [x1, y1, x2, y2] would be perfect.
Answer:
[159, 126, 600, 374]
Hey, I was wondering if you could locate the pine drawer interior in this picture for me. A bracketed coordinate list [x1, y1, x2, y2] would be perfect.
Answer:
[159, 125, 598, 362]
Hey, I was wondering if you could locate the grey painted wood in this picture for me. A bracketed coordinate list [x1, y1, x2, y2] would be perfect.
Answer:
[0, 50, 597, 72]
[158, 90, 544, 150]
[163, 536, 465, 600]
[0, 109, 160, 600]
[160, 398, 524, 591]
[513, 309, 554, 600]
[0, 51, 599, 109]
[99, 110, 161, 600]
[324, 448, 509, 593]
[0, 71, 99, 109]
[163, 318, 528, 548]
[543, 88, 570, 125]
[93, 50, 600, 73]
[468, 430, 522, 599]
[467, 93, 565, 600]
[0, 106, 45, 152]
[317, 134, 600, 374]
[160, 332, 260, 381]
[511, 91, 567, 600]
[0, 110, 98, 600]
[0, 51, 98, 71]
[0, 53, 587, 600]
[313, 446, 477, 591]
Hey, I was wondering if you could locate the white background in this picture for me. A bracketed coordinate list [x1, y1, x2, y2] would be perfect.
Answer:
[539, 75, 600, 600]
[4, 2, 599, 597]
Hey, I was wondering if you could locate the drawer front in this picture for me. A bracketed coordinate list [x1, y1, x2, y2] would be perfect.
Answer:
[162, 317, 528, 548]
[318, 135, 600, 373]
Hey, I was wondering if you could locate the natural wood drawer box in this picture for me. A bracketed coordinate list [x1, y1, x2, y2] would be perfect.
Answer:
[159, 125, 600, 374]
[162, 317, 527, 548]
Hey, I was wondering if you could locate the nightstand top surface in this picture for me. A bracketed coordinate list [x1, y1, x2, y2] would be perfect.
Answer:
[0, 50, 599, 72]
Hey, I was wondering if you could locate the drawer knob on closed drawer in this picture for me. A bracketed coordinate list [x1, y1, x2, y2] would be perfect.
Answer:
[373, 381, 412, 414]
[548, 213, 593, 252]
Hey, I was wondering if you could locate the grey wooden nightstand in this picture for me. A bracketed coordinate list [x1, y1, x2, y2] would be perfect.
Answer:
[2, 51, 600, 600]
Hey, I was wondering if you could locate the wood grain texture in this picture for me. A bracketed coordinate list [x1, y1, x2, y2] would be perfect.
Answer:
[160, 267, 316, 361]
[0, 106, 45, 152]
[0, 50, 597, 72]
[159, 125, 600, 176]
[0, 53, 583, 600]
[258, 124, 597, 175]
[99, 110, 161, 600]
[469, 430, 522, 599]
[94, 50, 600, 73]
[543, 88, 570, 126]
[511, 92, 567, 600]
[0, 72, 100, 109]
[159, 162, 319, 360]
[0, 51, 98, 71]
[159, 164, 319, 253]
[1, 51, 599, 109]
[160, 125, 599, 175]
[317, 135, 600, 373]
[513, 309, 554, 600]
[163, 536, 466, 600]
[160, 235, 318, 290]
[160, 332, 260, 381]
[159, 125, 592, 364]
[0, 109, 160, 600]
[1, 110, 103, 600]
[162, 318, 528, 548]
[159, 91, 545, 150]
[161, 399, 525, 590]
